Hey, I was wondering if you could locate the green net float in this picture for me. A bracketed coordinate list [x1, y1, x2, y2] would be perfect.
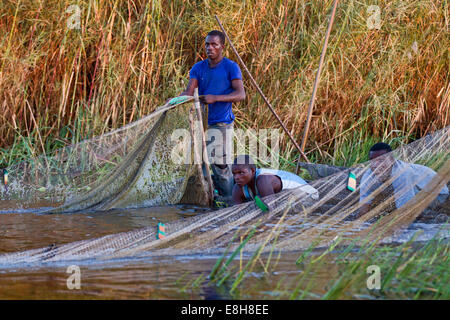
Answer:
[156, 222, 166, 239]
[168, 96, 191, 106]
[254, 195, 269, 212]
[347, 171, 356, 192]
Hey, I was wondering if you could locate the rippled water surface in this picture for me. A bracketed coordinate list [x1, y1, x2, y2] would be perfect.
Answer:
[0, 206, 448, 299]
[0, 206, 226, 299]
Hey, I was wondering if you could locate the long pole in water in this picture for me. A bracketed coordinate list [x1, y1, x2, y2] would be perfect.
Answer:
[295, 0, 339, 174]
[194, 88, 215, 205]
[215, 15, 310, 164]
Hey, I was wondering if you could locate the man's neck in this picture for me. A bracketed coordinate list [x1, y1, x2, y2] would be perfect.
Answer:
[247, 176, 257, 195]
[208, 55, 224, 68]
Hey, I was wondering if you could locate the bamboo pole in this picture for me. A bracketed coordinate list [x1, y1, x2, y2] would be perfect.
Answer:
[295, 0, 339, 174]
[215, 15, 310, 164]
[194, 88, 214, 204]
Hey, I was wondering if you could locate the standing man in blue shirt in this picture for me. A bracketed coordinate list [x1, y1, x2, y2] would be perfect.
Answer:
[177, 30, 246, 198]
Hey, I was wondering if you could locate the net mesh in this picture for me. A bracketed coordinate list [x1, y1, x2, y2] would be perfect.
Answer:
[0, 103, 448, 266]
[0, 97, 213, 213]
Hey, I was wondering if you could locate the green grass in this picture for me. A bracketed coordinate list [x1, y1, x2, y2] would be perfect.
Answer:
[0, 0, 448, 299]
[1, 0, 448, 168]
[195, 230, 449, 299]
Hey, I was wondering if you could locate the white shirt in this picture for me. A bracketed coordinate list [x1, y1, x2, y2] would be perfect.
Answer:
[360, 160, 449, 209]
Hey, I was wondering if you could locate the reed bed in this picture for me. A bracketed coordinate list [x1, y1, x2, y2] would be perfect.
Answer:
[0, 0, 449, 167]
[183, 226, 449, 299]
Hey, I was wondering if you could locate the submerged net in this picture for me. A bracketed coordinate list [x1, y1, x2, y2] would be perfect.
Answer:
[0, 102, 448, 266]
[0, 97, 213, 213]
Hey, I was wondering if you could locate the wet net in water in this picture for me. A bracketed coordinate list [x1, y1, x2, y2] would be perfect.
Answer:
[0, 103, 448, 266]
[0, 97, 213, 213]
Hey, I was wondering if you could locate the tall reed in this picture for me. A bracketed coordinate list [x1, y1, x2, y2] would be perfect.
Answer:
[0, 0, 448, 167]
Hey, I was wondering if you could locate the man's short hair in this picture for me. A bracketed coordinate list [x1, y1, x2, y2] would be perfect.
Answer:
[369, 142, 392, 153]
[206, 30, 225, 45]
[233, 155, 256, 171]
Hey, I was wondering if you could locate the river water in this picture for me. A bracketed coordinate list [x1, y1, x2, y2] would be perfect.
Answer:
[0, 206, 448, 299]
[0, 206, 222, 299]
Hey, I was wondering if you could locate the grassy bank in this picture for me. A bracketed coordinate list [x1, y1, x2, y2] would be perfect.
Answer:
[181, 229, 449, 299]
[0, 0, 449, 167]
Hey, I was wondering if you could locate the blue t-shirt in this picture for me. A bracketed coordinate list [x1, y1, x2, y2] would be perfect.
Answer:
[189, 57, 243, 125]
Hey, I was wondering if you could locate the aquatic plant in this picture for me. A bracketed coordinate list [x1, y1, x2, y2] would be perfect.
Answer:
[1, 0, 448, 167]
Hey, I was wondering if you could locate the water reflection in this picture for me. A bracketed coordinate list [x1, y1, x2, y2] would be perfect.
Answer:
[0, 205, 209, 253]
[0, 205, 447, 299]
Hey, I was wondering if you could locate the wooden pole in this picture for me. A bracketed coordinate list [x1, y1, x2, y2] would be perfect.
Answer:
[194, 88, 214, 203]
[215, 15, 310, 164]
[296, 0, 339, 174]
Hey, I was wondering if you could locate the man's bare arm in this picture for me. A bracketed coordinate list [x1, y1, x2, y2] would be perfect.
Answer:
[256, 175, 276, 198]
[179, 78, 198, 96]
[232, 184, 246, 205]
[200, 79, 245, 104]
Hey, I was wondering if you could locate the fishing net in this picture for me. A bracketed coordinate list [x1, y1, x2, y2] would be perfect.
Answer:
[0, 106, 448, 266]
[0, 96, 214, 213]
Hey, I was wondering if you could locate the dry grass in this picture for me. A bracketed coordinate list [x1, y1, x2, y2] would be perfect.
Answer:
[0, 0, 448, 166]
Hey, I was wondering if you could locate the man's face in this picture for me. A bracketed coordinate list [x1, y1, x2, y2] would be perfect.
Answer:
[205, 35, 224, 60]
[369, 150, 394, 181]
[232, 165, 255, 187]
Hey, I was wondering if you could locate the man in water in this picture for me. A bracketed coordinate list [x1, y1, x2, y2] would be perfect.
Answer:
[176, 30, 245, 199]
[231, 155, 318, 205]
[359, 142, 448, 216]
